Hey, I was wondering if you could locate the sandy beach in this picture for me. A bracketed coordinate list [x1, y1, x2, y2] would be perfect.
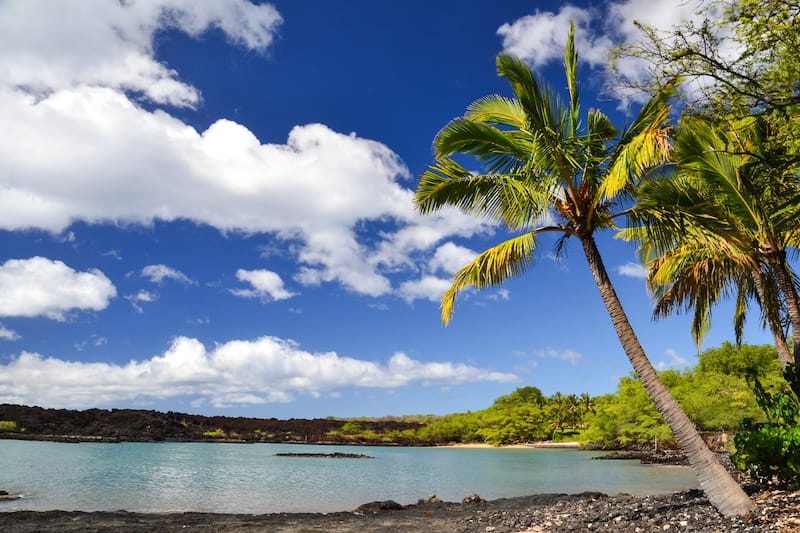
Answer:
[439, 441, 582, 449]
[1, 487, 797, 532]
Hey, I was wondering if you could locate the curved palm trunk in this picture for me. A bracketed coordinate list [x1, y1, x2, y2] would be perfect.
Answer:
[751, 267, 793, 368]
[581, 235, 753, 517]
[771, 258, 800, 368]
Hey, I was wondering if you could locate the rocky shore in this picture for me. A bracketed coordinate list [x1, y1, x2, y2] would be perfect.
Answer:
[1, 487, 798, 532]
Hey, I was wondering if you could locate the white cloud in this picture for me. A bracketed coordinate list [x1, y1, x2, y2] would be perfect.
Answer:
[398, 276, 453, 304]
[497, 5, 612, 67]
[232, 269, 295, 301]
[430, 242, 477, 275]
[0, 0, 281, 107]
[126, 290, 157, 313]
[616, 262, 648, 279]
[656, 348, 692, 370]
[0, 324, 20, 341]
[0, 257, 116, 320]
[141, 264, 194, 285]
[0, 336, 518, 408]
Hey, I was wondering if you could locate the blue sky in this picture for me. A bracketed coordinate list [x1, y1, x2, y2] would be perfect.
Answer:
[0, 0, 774, 418]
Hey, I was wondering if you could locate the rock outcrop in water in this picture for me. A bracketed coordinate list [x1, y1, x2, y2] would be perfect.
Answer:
[274, 452, 373, 458]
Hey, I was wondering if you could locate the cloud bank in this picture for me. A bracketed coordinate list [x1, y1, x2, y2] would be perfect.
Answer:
[0, 336, 518, 409]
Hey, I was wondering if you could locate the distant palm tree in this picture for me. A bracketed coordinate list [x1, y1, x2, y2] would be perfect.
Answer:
[414, 24, 753, 516]
[627, 115, 800, 369]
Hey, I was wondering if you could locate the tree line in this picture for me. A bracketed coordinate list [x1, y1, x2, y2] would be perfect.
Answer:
[334, 342, 782, 448]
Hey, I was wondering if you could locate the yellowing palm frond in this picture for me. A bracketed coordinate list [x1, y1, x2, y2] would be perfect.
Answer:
[603, 107, 672, 200]
[466, 95, 527, 129]
[442, 233, 537, 324]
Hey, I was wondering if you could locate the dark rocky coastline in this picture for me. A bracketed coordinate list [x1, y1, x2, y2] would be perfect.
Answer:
[1, 488, 798, 532]
[0, 404, 424, 445]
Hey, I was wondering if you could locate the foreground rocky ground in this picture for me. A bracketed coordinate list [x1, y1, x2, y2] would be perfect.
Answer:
[2, 487, 798, 532]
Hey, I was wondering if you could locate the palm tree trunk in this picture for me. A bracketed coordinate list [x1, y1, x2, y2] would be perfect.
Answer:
[771, 258, 800, 368]
[751, 267, 792, 368]
[581, 235, 753, 517]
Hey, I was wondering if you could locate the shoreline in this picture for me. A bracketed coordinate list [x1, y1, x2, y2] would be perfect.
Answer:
[436, 441, 583, 449]
[1, 488, 796, 532]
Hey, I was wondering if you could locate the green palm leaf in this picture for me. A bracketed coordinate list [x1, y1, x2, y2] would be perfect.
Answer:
[415, 159, 550, 230]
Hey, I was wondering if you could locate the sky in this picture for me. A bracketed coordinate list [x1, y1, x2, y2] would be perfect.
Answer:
[0, 0, 775, 419]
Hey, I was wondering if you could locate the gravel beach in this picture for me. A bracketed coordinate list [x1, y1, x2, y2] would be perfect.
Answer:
[1, 487, 798, 532]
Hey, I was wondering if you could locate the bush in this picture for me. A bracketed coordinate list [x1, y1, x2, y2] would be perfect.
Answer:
[0, 420, 17, 431]
[202, 428, 226, 438]
[733, 365, 800, 489]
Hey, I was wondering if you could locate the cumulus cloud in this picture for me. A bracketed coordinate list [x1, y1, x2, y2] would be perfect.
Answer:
[497, 5, 612, 67]
[141, 264, 194, 285]
[232, 269, 295, 301]
[616, 262, 648, 279]
[398, 275, 453, 304]
[0, 257, 116, 320]
[430, 242, 477, 275]
[0, 0, 281, 107]
[0, 336, 518, 408]
[0, 87, 485, 297]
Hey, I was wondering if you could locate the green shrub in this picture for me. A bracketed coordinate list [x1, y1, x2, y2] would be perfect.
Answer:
[339, 421, 362, 435]
[0, 420, 17, 431]
[202, 428, 225, 438]
[733, 365, 800, 489]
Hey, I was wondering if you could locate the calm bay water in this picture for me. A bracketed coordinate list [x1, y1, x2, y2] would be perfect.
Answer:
[0, 441, 699, 513]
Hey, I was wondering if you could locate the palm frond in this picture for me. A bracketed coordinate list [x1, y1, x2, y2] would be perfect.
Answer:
[564, 21, 580, 138]
[441, 232, 537, 324]
[603, 106, 672, 199]
[414, 158, 550, 230]
[495, 52, 578, 183]
[466, 95, 527, 129]
[617, 78, 678, 147]
[434, 118, 530, 175]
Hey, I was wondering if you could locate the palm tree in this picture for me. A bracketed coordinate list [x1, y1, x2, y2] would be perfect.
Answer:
[627, 115, 800, 369]
[414, 24, 753, 516]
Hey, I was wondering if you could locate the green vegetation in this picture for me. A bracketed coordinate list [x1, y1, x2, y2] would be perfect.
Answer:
[332, 344, 785, 452]
[734, 365, 800, 489]
[202, 428, 226, 439]
[583, 343, 785, 448]
[0, 420, 17, 431]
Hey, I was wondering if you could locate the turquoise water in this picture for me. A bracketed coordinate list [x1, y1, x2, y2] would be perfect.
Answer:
[0, 441, 699, 513]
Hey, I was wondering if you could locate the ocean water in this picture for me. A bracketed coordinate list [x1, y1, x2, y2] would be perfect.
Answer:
[0, 441, 699, 513]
